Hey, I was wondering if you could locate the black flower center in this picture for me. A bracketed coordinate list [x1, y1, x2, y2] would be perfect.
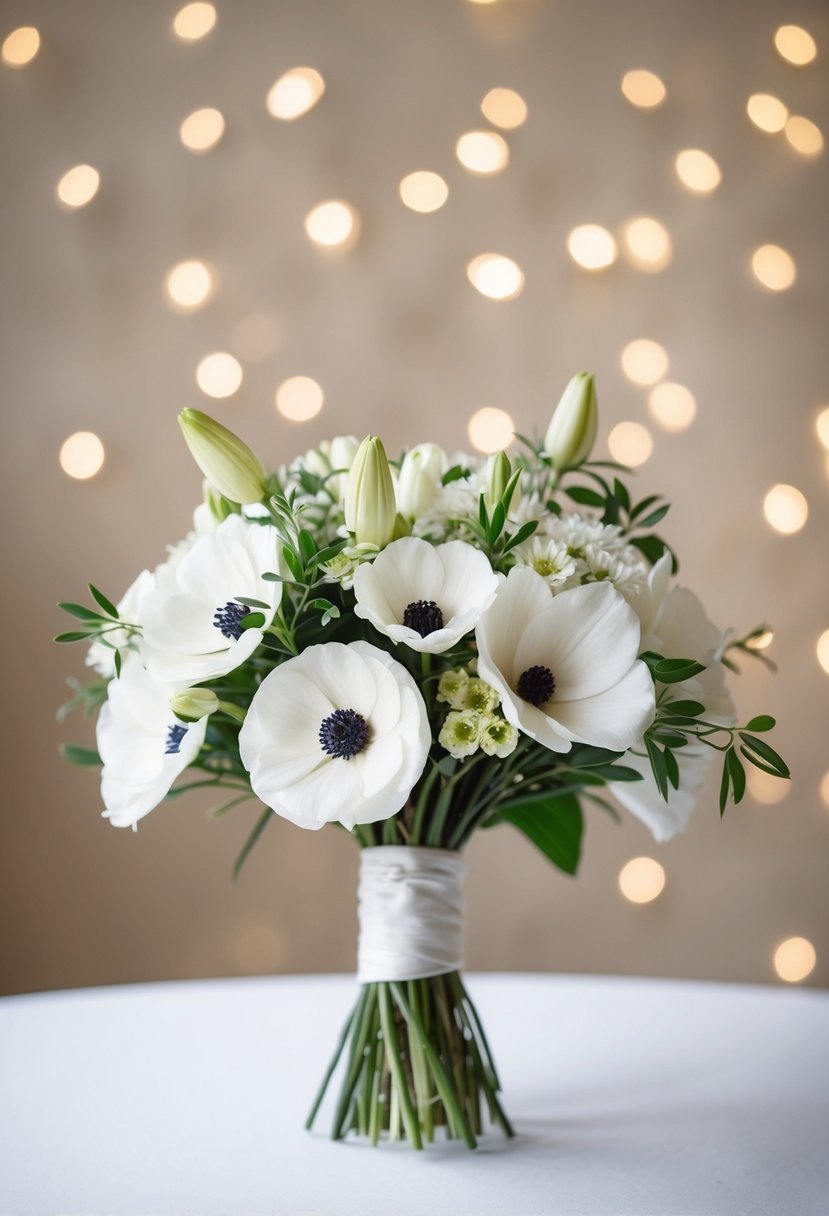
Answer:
[516, 665, 556, 707]
[165, 723, 188, 755]
[213, 600, 251, 641]
[319, 708, 370, 760]
[403, 599, 444, 637]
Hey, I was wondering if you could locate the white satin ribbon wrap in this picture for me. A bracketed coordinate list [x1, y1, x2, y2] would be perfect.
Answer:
[356, 846, 466, 983]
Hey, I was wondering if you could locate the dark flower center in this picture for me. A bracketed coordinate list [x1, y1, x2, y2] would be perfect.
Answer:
[164, 723, 188, 755]
[213, 600, 251, 641]
[516, 665, 556, 707]
[403, 599, 444, 637]
[319, 708, 370, 760]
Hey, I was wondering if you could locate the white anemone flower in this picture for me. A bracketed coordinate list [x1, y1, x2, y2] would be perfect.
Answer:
[611, 555, 736, 841]
[352, 536, 499, 654]
[141, 514, 281, 686]
[97, 658, 207, 829]
[238, 641, 430, 830]
[476, 566, 655, 753]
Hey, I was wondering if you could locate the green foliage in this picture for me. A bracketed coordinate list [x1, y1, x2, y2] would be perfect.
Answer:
[493, 793, 583, 875]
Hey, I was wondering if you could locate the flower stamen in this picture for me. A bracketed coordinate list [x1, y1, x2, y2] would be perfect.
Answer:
[213, 600, 251, 641]
[319, 708, 370, 760]
[516, 664, 556, 707]
[164, 723, 188, 755]
[403, 599, 444, 637]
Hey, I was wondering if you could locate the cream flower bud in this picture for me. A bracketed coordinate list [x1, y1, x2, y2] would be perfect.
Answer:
[344, 435, 397, 548]
[438, 710, 481, 759]
[543, 372, 598, 472]
[397, 443, 447, 519]
[170, 688, 219, 723]
[178, 408, 267, 505]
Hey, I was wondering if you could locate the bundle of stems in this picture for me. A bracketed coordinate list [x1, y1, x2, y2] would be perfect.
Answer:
[306, 971, 513, 1149]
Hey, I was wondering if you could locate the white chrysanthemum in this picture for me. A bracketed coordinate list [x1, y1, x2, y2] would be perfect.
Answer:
[581, 544, 646, 597]
[412, 478, 479, 541]
[97, 658, 207, 829]
[611, 555, 736, 841]
[476, 566, 655, 753]
[141, 514, 281, 686]
[513, 535, 577, 588]
[353, 536, 500, 654]
[543, 512, 627, 555]
[238, 641, 430, 830]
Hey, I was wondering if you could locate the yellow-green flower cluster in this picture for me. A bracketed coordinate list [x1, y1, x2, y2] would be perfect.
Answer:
[436, 667, 518, 760]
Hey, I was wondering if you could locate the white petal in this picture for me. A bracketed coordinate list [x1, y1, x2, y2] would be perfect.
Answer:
[513, 583, 642, 701]
[476, 567, 553, 681]
[435, 541, 499, 618]
[548, 660, 656, 750]
[272, 757, 363, 830]
[611, 746, 711, 842]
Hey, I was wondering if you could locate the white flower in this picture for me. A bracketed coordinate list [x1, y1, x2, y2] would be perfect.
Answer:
[238, 641, 430, 830]
[476, 567, 655, 753]
[581, 544, 646, 597]
[97, 658, 207, 829]
[412, 477, 479, 541]
[439, 710, 482, 759]
[397, 443, 448, 519]
[437, 667, 470, 709]
[352, 536, 500, 654]
[611, 555, 736, 840]
[86, 568, 155, 678]
[543, 371, 598, 472]
[479, 714, 518, 758]
[512, 535, 577, 588]
[141, 514, 281, 686]
[543, 512, 626, 556]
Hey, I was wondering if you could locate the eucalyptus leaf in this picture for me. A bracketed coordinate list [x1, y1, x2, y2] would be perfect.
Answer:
[88, 584, 119, 618]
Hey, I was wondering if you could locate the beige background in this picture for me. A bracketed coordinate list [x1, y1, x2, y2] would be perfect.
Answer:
[1, 0, 827, 996]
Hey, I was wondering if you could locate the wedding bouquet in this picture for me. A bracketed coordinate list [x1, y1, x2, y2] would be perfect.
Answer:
[57, 373, 788, 1150]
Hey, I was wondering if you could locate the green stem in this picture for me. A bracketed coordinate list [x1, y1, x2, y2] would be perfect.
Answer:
[378, 983, 423, 1149]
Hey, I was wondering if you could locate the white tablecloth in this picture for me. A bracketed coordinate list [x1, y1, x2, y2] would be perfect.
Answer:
[1, 974, 827, 1215]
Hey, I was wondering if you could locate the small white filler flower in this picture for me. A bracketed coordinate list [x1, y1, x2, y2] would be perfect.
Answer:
[238, 641, 431, 830]
[476, 566, 655, 753]
[97, 657, 207, 829]
[352, 536, 499, 654]
[141, 514, 281, 686]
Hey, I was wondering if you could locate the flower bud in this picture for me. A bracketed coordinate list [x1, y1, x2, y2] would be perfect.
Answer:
[543, 372, 597, 472]
[178, 408, 267, 505]
[344, 435, 397, 548]
[397, 443, 447, 519]
[327, 435, 360, 502]
[170, 688, 219, 723]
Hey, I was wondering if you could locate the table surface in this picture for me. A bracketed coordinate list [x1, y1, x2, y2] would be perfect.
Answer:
[1, 973, 827, 1216]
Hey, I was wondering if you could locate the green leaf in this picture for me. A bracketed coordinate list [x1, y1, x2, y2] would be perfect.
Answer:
[580, 763, 644, 783]
[235, 596, 271, 610]
[113, 649, 122, 678]
[239, 612, 266, 631]
[502, 519, 539, 553]
[636, 504, 671, 529]
[298, 528, 317, 566]
[58, 602, 105, 622]
[645, 738, 669, 801]
[281, 545, 304, 582]
[739, 749, 787, 780]
[664, 748, 680, 790]
[719, 753, 731, 816]
[738, 734, 790, 779]
[478, 494, 489, 532]
[613, 478, 630, 511]
[568, 745, 625, 768]
[88, 583, 119, 618]
[727, 748, 746, 803]
[487, 501, 506, 545]
[662, 699, 705, 718]
[495, 793, 583, 876]
[630, 535, 679, 573]
[628, 494, 661, 522]
[501, 469, 523, 514]
[311, 598, 336, 613]
[565, 485, 605, 508]
[442, 464, 470, 486]
[60, 743, 102, 767]
[309, 539, 347, 568]
[54, 630, 93, 643]
[745, 715, 776, 733]
[653, 658, 706, 684]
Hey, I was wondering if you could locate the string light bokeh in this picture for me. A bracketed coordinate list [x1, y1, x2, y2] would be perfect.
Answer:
[0, 0, 826, 995]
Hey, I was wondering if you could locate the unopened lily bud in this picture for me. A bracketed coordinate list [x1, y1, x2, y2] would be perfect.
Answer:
[484, 451, 513, 514]
[327, 435, 360, 501]
[178, 408, 267, 505]
[170, 688, 219, 723]
[344, 435, 397, 548]
[543, 372, 597, 472]
[397, 443, 447, 518]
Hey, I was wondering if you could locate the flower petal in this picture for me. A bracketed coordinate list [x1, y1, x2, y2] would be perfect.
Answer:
[548, 660, 656, 750]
